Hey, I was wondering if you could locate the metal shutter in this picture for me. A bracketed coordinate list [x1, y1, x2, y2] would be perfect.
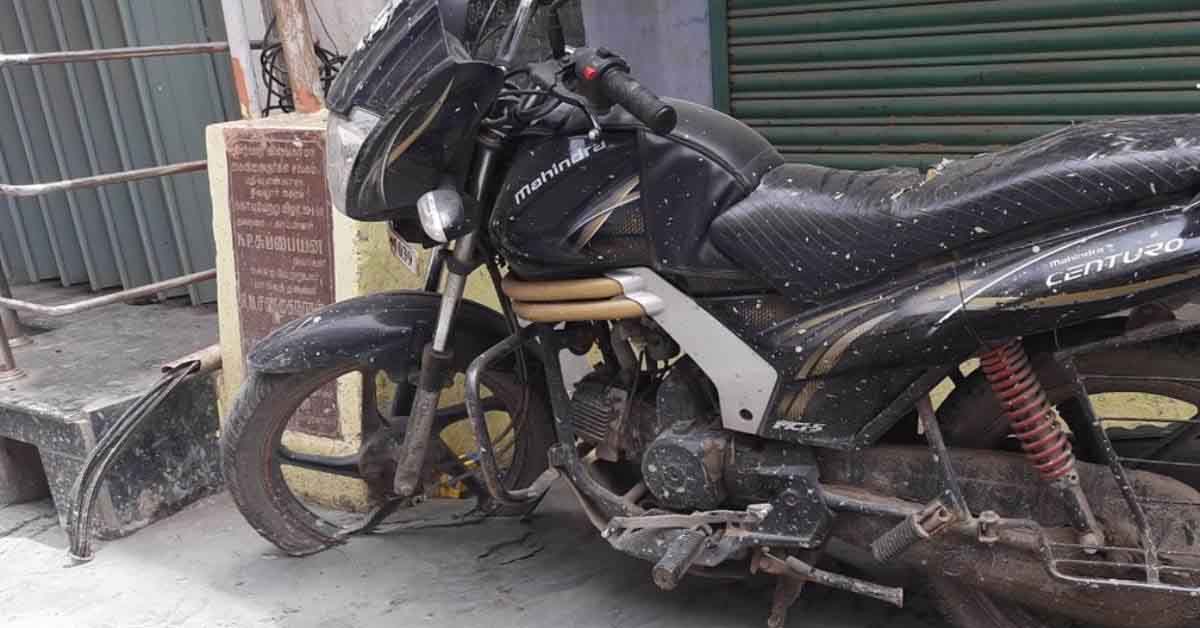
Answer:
[713, 0, 1200, 170]
[0, 0, 235, 304]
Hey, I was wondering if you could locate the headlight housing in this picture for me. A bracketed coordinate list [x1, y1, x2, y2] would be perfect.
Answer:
[321, 0, 504, 225]
[326, 107, 380, 216]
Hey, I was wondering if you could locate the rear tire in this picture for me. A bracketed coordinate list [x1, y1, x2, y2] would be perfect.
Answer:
[932, 332, 1200, 628]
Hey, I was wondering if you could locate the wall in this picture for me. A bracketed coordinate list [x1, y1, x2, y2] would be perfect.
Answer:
[304, 0, 389, 52]
[580, 0, 713, 107]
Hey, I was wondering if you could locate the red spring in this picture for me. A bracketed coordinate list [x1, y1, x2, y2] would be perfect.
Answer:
[978, 339, 1077, 482]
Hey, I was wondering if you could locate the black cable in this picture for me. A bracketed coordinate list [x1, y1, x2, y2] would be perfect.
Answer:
[472, 0, 503, 56]
[66, 362, 200, 563]
[259, 16, 346, 116]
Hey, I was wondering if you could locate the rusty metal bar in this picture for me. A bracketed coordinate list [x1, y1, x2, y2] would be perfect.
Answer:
[0, 269, 216, 318]
[271, 0, 324, 113]
[221, 0, 264, 118]
[0, 42, 230, 69]
[160, 344, 223, 376]
[0, 269, 24, 380]
[0, 322, 21, 382]
[0, 270, 30, 349]
[0, 161, 207, 198]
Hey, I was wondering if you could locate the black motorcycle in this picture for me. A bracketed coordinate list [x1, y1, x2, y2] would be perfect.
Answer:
[221, 2, 1200, 626]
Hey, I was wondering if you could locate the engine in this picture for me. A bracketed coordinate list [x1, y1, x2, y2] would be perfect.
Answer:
[566, 335, 826, 521]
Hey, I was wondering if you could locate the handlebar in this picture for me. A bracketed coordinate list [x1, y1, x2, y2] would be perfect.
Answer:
[574, 49, 677, 135]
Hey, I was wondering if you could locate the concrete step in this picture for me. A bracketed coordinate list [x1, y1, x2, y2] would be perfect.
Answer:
[0, 282, 221, 538]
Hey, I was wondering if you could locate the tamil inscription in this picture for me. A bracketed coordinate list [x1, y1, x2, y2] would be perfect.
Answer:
[226, 127, 340, 437]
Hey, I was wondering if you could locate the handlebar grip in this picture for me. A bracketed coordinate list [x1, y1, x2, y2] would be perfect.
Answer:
[598, 69, 677, 135]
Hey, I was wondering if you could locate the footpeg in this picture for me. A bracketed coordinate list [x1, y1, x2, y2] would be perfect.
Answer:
[870, 500, 956, 563]
[652, 529, 708, 590]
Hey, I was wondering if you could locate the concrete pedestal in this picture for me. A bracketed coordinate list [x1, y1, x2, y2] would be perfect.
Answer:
[206, 112, 497, 508]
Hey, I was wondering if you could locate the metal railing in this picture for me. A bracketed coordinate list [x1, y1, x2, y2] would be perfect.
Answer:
[0, 42, 231, 68]
[0, 40, 229, 381]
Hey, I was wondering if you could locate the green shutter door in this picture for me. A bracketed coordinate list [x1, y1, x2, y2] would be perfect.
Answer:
[713, 0, 1200, 170]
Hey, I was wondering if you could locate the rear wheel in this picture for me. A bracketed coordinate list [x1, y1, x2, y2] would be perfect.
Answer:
[933, 332, 1200, 628]
[221, 345, 554, 556]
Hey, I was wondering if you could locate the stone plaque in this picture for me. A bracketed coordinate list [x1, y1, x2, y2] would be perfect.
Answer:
[226, 128, 340, 438]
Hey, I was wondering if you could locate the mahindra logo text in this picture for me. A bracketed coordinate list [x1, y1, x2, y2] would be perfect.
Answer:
[1045, 237, 1185, 288]
[513, 141, 608, 205]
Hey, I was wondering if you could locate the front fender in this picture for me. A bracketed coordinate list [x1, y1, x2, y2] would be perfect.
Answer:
[247, 291, 512, 375]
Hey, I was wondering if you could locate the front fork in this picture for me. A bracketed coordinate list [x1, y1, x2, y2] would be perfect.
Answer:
[391, 138, 500, 498]
[391, 232, 478, 496]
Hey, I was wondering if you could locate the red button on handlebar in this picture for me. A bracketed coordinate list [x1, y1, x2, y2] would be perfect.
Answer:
[582, 65, 599, 81]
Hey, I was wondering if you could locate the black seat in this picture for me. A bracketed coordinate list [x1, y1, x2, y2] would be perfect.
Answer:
[710, 115, 1200, 300]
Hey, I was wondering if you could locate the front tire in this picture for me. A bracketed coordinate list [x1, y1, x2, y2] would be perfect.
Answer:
[221, 349, 554, 556]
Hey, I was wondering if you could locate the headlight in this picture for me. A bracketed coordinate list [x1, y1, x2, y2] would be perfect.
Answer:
[325, 107, 380, 215]
[416, 189, 466, 243]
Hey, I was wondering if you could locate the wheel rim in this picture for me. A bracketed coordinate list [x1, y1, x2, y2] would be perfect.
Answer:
[266, 366, 532, 533]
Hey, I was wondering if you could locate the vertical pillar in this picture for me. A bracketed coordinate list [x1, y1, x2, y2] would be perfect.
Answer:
[0, 270, 26, 381]
[271, 0, 324, 113]
[219, 0, 265, 119]
[0, 270, 30, 348]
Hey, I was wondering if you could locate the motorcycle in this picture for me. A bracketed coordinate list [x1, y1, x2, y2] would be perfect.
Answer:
[221, 1, 1200, 626]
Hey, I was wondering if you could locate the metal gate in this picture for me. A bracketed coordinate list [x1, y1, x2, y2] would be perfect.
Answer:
[0, 0, 236, 304]
[712, 0, 1200, 170]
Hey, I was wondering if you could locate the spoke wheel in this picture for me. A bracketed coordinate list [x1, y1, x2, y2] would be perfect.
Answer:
[221, 351, 553, 556]
[933, 331, 1200, 628]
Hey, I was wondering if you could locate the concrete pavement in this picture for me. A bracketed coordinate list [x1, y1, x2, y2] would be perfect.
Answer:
[0, 487, 944, 628]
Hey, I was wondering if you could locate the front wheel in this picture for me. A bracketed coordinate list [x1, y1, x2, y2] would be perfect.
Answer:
[933, 331, 1200, 628]
[221, 344, 554, 556]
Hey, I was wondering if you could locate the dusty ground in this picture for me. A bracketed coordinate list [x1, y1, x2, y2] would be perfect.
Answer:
[0, 487, 943, 628]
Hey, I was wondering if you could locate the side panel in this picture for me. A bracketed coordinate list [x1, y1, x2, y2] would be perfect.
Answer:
[961, 205, 1200, 341]
[721, 202, 1200, 448]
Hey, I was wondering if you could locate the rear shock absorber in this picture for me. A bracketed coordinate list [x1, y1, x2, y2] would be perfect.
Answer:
[978, 339, 1105, 549]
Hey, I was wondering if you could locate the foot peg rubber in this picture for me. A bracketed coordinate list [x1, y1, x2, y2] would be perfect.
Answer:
[652, 529, 708, 590]
[870, 500, 955, 563]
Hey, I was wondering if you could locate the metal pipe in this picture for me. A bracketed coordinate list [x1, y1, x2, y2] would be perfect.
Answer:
[0, 271, 24, 379]
[431, 233, 478, 353]
[0, 269, 216, 318]
[219, 0, 263, 118]
[0, 42, 230, 68]
[160, 344, 223, 377]
[511, 298, 646, 322]
[501, 276, 624, 302]
[498, 0, 538, 68]
[0, 315, 22, 382]
[916, 395, 971, 517]
[271, 0, 323, 113]
[0, 271, 30, 348]
[464, 332, 560, 505]
[0, 161, 207, 198]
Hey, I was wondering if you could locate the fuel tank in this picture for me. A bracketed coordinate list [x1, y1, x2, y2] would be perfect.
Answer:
[701, 200, 1200, 448]
[489, 100, 782, 282]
